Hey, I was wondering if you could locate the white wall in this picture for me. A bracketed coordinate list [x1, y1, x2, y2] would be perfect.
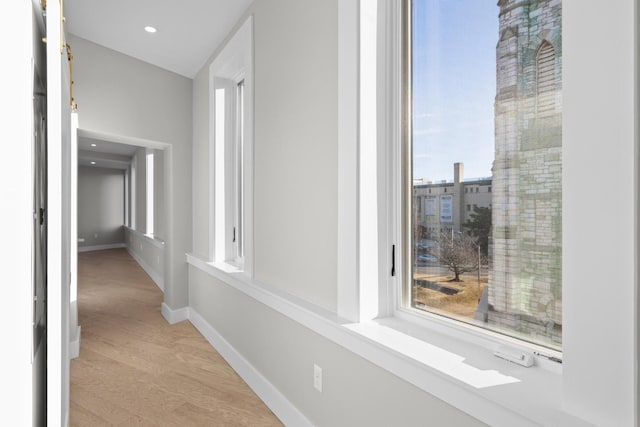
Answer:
[47, 0, 72, 423]
[189, 267, 484, 426]
[78, 166, 125, 248]
[125, 227, 165, 291]
[0, 1, 40, 424]
[192, 0, 338, 312]
[68, 34, 192, 310]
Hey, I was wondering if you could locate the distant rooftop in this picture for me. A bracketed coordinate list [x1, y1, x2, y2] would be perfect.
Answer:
[413, 176, 492, 186]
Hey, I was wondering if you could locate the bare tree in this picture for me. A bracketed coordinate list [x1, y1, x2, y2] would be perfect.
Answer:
[436, 231, 480, 282]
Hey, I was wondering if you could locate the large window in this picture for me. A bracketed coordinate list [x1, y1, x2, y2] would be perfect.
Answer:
[405, 0, 562, 350]
[146, 149, 154, 235]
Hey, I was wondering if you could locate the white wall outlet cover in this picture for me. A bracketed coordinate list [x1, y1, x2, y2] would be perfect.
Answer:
[313, 364, 322, 392]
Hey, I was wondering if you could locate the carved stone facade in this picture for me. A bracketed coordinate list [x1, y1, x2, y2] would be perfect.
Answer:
[488, 0, 562, 346]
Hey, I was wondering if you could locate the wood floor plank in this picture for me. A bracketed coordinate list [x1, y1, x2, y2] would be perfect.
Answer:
[71, 248, 283, 426]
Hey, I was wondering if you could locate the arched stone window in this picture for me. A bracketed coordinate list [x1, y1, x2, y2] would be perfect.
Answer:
[536, 41, 556, 115]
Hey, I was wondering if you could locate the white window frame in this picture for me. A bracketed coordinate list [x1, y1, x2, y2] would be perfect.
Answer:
[124, 167, 130, 227]
[130, 155, 136, 230]
[209, 16, 254, 275]
[146, 148, 154, 236]
[337, 1, 638, 426]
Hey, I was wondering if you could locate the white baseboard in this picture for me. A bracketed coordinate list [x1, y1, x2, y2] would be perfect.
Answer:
[189, 308, 312, 427]
[78, 243, 126, 253]
[161, 303, 189, 325]
[69, 326, 81, 359]
[127, 246, 164, 292]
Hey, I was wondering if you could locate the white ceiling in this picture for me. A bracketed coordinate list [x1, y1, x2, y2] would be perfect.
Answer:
[78, 137, 140, 170]
[64, 0, 253, 78]
[67, 0, 253, 168]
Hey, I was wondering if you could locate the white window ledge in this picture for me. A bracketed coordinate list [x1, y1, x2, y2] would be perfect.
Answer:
[124, 226, 165, 249]
[186, 253, 592, 427]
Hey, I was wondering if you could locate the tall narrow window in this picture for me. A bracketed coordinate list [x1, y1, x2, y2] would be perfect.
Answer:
[210, 16, 253, 272]
[146, 149, 154, 235]
[233, 80, 245, 261]
[130, 157, 136, 230]
[124, 168, 129, 227]
[536, 41, 556, 115]
[406, 0, 562, 350]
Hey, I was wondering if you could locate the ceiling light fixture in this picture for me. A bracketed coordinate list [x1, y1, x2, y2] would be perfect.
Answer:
[91, 143, 97, 147]
[144, 26, 157, 34]
[90, 161, 96, 165]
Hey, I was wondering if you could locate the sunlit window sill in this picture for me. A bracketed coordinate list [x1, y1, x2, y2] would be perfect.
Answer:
[186, 253, 592, 427]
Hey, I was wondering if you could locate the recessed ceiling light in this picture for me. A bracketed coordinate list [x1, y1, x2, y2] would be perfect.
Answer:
[90, 161, 96, 165]
[144, 26, 157, 34]
[91, 143, 97, 147]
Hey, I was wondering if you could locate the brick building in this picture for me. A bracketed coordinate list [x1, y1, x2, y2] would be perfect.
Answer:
[489, 0, 562, 346]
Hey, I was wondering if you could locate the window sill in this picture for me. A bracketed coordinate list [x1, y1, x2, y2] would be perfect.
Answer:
[186, 253, 591, 427]
[124, 226, 165, 249]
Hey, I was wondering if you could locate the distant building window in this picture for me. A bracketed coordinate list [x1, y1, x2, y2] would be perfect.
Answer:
[467, 204, 471, 211]
[488, 186, 492, 192]
[465, 187, 468, 193]
[537, 40, 556, 115]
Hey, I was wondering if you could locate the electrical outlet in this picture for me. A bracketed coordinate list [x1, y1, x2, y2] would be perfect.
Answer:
[313, 364, 322, 392]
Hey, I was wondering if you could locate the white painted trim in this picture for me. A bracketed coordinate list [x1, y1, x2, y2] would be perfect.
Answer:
[209, 15, 254, 278]
[124, 226, 165, 249]
[337, 0, 360, 322]
[187, 253, 590, 427]
[78, 243, 126, 253]
[77, 128, 171, 150]
[127, 246, 164, 292]
[69, 326, 81, 360]
[161, 303, 189, 325]
[189, 308, 313, 427]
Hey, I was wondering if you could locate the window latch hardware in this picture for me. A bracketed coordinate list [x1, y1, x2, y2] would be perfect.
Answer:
[232, 227, 236, 243]
[391, 245, 396, 277]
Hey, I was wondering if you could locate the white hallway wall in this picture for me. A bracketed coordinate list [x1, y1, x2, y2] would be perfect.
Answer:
[77, 165, 125, 249]
[68, 34, 192, 311]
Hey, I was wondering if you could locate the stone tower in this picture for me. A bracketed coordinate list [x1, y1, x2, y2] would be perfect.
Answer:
[489, 0, 562, 346]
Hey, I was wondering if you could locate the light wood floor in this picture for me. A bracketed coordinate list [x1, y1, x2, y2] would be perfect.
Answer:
[71, 248, 283, 427]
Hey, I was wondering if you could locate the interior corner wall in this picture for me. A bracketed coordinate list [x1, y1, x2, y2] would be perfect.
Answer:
[68, 34, 192, 310]
[77, 166, 125, 247]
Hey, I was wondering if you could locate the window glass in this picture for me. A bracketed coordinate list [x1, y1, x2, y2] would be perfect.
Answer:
[409, 0, 562, 350]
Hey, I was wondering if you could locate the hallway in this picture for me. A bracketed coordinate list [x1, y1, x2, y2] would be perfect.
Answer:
[70, 249, 282, 426]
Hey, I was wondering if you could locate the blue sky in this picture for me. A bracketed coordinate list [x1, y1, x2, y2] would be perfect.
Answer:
[412, 0, 499, 182]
